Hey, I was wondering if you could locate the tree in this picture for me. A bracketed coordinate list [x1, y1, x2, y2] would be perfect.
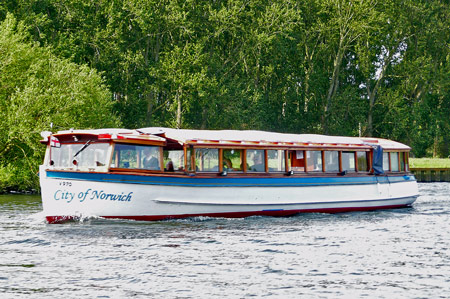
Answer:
[368, 0, 450, 156]
[316, 0, 382, 133]
[0, 14, 121, 191]
[1, 0, 449, 160]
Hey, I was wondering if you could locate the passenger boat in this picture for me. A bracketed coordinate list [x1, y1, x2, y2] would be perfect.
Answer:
[39, 127, 419, 223]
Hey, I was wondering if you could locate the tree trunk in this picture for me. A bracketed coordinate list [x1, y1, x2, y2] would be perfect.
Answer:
[176, 88, 182, 129]
[324, 45, 344, 134]
[366, 50, 393, 137]
[145, 35, 161, 126]
[367, 95, 374, 137]
[145, 92, 154, 126]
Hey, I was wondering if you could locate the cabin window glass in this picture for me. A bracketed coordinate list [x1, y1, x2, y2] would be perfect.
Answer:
[247, 150, 265, 172]
[306, 151, 322, 172]
[324, 151, 339, 172]
[286, 151, 292, 172]
[405, 152, 409, 171]
[111, 144, 160, 170]
[164, 150, 184, 171]
[50, 144, 75, 168]
[195, 148, 219, 172]
[51, 143, 109, 168]
[390, 152, 399, 171]
[291, 150, 305, 171]
[383, 152, 390, 171]
[400, 152, 406, 171]
[186, 147, 194, 172]
[223, 149, 243, 172]
[268, 150, 285, 172]
[357, 152, 369, 172]
[342, 151, 356, 172]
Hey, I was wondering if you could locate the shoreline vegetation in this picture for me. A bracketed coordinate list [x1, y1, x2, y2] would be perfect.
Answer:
[1, 1, 449, 192]
[410, 158, 450, 169]
[0, 158, 448, 195]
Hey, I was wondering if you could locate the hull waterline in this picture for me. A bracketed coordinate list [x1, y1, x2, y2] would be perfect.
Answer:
[45, 202, 415, 224]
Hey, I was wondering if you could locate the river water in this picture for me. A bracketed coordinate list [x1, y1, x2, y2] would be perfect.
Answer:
[0, 183, 449, 298]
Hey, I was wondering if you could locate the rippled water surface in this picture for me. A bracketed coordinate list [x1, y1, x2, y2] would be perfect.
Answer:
[1, 183, 449, 298]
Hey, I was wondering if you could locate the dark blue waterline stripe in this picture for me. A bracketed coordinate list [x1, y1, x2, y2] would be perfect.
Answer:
[45, 171, 416, 187]
[155, 195, 419, 206]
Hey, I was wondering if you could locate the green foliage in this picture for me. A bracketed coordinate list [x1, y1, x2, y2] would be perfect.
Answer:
[0, 164, 14, 192]
[0, 0, 450, 191]
[410, 158, 450, 169]
[0, 14, 120, 191]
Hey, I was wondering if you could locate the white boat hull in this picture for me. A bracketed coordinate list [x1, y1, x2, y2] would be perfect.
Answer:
[39, 166, 419, 223]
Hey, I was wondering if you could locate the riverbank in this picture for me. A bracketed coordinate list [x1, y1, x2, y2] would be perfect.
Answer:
[410, 168, 450, 182]
[0, 190, 38, 195]
[410, 158, 450, 182]
[410, 158, 450, 168]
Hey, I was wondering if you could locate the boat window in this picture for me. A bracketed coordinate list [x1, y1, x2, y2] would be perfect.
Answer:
[268, 150, 285, 172]
[357, 152, 369, 172]
[195, 148, 219, 172]
[223, 149, 243, 172]
[286, 151, 292, 172]
[50, 142, 109, 169]
[186, 147, 194, 171]
[306, 151, 322, 172]
[111, 144, 160, 170]
[383, 152, 390, 172]
[291, 150, 305, 171]
[390, 152, 399, 172]
[342, 151, 356, 172]
[407, 153, 410, 171]
[50, 144, 74, 168]
[247, 150, 265, 172]
[164, 150, 184, 171]
[400, 152, 407, 171]
[324, 151, 339, 172]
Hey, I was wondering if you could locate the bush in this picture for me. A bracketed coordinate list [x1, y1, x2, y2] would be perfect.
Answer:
[0, 14, 121, 192]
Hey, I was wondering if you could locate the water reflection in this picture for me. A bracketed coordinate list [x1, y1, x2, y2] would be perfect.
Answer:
[0, 194, 41, 211]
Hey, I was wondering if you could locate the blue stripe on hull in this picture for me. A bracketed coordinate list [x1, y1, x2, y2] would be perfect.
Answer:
[154, 196, 418, 206]
[45, 171, 416, 187]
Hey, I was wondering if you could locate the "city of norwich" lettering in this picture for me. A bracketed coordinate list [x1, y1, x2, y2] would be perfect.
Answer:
[54, 189, 133, 203]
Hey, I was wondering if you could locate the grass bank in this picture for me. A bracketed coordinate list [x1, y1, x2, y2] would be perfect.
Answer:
[410, 158, 450, 169]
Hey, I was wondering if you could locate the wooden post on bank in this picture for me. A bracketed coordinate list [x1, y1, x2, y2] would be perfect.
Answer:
[410, 168, 450, 182]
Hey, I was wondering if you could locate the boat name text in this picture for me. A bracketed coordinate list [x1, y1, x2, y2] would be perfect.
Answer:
[53, 189, 133, 203]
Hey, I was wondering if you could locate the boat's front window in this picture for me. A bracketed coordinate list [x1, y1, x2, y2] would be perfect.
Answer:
[195, 148, 219, 172]
[50, 142, 109, 169]
[111, 144, 161, 170]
